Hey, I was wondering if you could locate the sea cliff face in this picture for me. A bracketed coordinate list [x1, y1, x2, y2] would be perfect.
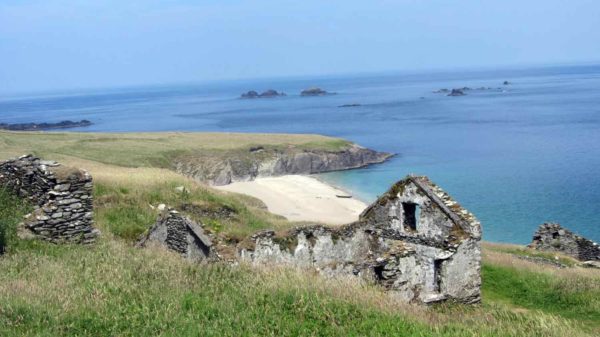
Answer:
[173, 144, 392, 185]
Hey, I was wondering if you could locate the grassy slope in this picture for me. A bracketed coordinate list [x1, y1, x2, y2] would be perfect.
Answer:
[0, 131, 351, 169]
[1, 132, 599, 336]
[0, 185, 596, 336]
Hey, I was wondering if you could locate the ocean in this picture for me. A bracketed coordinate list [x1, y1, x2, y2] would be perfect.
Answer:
[1, 64, 599, 244]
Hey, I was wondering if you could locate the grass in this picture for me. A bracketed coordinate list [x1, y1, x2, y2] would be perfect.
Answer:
[483, 242, 578, 267]
[1, 165, 598, 336]
[0, 188, 31, 254]
[1, 132, 599, 336]
[0, 237, 595, 337]
[87, 159, 298, 241]
[0, 131, 353, 169]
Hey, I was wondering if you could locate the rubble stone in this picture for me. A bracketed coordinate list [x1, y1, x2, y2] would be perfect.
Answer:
[529, 223, 600, 261]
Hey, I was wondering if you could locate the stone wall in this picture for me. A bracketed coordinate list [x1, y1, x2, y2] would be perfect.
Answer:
[529, 223, 600, 261]
[138, 208, 216, 262]
[0, 155, 98, 244]
[239, 176, 482, 304]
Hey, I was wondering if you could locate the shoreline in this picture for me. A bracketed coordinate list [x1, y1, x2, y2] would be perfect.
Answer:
[310, 174, 373, 204]
[215, 175, 368, 225]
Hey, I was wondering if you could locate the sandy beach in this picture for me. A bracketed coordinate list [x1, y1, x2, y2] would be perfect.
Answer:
[215, 175, 367, 225]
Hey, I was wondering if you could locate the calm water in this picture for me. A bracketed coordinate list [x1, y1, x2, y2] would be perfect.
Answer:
[2, 65, 600, 244]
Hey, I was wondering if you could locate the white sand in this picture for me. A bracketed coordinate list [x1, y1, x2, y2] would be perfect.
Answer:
[215, 175, 367, 225]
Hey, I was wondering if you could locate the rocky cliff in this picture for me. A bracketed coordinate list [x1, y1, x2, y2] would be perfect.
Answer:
[173, 144, 392, 185]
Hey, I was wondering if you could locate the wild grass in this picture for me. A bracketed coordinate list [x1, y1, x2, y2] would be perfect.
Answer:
[0, 188, 31, 254]
[1, 169, 598, 335]
[0, 131, 352, 169]
[483, 242, 578, 267]
[1, 132, 599, 335]
[0, 236, 595, 337]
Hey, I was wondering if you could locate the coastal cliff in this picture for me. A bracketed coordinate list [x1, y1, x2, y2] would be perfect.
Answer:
[173, 144, 392, 185]
[0, 131, 392, 186]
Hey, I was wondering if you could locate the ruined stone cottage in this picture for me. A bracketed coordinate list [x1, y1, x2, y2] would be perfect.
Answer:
[138, 208, 217, 262]
[239, 175, 482, 304]
[0, 155, 98, 244]
[529, 223, 600, 262]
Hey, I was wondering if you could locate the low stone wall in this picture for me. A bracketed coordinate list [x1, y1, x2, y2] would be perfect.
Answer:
[529, 223, 600, 261]
[0, 155, 98, 244]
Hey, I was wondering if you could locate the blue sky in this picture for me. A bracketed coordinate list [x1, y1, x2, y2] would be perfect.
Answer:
[1, 0, 599, 93]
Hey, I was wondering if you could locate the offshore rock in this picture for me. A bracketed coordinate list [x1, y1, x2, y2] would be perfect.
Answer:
[241, 89, 286, 98]
[300, 87, 332, 96]
[447, 89, 466, 96]
[0, 120, 92, 131]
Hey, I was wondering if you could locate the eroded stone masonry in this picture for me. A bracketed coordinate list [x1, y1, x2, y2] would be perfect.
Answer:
[239, 175, 482, 304]
[138, 208, 217, 262]
[529, 223, 600, 262]
[141, 175, 482, 304]
[0, 155, 98, 244]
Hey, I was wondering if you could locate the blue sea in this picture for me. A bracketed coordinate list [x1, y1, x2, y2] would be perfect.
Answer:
[1, 64, 600, 244]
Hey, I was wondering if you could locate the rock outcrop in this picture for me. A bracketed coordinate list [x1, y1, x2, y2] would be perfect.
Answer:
[300, 87, 332, 96]
[0, 155, 98, 244]
[529, 223, 600, 262]
[241, 89, 286, 99]
[238, 175, 482, 304]
[174, 144, 393, 186]
[0, 120, 92, 131]
[447, 89, 466, 96]
[138, 208, 217, 261]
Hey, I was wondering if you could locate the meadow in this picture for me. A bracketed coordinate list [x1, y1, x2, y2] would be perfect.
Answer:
[0, 131, 599, 336]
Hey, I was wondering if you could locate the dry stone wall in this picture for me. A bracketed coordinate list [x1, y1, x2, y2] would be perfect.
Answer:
[138, 208, 216, 262]
[0, 155, 98, 243]
[529, 223, 600, 261]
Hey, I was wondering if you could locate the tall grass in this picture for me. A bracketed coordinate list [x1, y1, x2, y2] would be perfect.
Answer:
[0, 237, 593, 337]
[0, 188, 31, 254]
[1, 137, 599, 336]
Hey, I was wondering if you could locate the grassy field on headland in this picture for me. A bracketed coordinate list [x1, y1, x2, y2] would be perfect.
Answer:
[1, 131, 599, 336]
[0, 130, 351, 169]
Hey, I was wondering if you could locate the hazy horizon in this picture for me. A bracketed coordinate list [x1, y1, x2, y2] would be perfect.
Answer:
[1, 0, 599, 94]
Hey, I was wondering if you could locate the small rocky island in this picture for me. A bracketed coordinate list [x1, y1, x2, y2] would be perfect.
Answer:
[300, 87, 334, 96]
[0, 120, 92, 131]
[241, 89, 286, 99]
[447, 88, 466, 96]
[433, 87, 496, 94]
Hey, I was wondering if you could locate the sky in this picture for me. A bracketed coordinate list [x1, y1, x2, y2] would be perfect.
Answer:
[1, 0, 599, 94]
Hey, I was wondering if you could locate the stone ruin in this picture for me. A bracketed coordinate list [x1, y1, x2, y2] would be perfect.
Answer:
[138, 208, 217, 262]
[239, 175, 482, 304]
[0, 155, 99, 244]
[529, 223, 600, 262]
[146, 175, 482, 304]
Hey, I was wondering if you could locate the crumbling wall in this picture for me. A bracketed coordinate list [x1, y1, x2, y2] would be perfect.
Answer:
[0, 155, 98, 244]
[239, 176, 482, 304]
[138, 208, 216, 262]
[529, 223, 600, 261]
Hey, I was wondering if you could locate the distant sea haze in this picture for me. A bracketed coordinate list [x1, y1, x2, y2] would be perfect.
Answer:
[1, 64, 599, 244]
